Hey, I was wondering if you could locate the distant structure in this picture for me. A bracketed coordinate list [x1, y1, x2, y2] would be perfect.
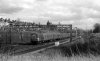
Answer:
[58, 22, 61, 25]
[46, 21, 56, 30]
[46, 21, 72, 33]
[0, 18, 72, 32]
[47, 21, 52, 26]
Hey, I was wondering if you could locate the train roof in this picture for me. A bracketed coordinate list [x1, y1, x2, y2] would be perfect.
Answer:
[0, 30, 61, 34]
[37, 30, 60, 33]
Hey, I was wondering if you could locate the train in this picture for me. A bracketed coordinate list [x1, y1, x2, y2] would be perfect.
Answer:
[0, 30, 76, 45]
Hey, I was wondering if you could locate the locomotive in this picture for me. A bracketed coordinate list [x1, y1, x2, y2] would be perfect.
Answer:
[0, 30, 75, 45]
[31, 30, 71, 43]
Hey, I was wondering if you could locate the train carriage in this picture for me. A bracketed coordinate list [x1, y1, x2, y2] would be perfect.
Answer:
[0, 29, 75, 45]
[32, 30, 72, 43]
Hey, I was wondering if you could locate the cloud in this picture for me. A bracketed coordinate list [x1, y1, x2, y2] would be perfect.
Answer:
[0, 7, 23, 14]
[0, 0, 24, 14]
[35, 0, 48, 2]
[0, 0, 100, 29]
[73, 18, 100, 29]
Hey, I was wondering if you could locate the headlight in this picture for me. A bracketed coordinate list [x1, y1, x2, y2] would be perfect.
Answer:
[37, 38, 40, 41]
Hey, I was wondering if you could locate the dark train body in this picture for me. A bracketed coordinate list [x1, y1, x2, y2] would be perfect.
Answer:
[0, 31, 34, 44]
[0, 30, 75, 45]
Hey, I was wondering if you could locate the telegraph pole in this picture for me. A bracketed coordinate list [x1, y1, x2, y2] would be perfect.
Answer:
[70, 24, 72, 42]
[75, 27, 78, 37]
[9, 22, 12, 44]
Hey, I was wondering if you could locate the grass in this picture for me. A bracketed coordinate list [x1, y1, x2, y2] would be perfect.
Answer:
[0, 48, 100, 61]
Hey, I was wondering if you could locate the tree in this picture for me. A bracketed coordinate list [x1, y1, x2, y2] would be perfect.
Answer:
[93, 23, 100, 33]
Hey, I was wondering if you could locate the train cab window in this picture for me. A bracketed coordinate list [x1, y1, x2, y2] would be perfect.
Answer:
[31, 33, 37, 41]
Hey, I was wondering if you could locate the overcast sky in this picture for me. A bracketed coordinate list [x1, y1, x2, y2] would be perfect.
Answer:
[0, 0, 100, 29]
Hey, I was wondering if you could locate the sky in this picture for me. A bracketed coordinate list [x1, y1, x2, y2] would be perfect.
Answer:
[0, 0, 100, 29]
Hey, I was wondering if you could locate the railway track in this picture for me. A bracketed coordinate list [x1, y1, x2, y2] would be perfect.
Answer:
[0, 36, 82, 56]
